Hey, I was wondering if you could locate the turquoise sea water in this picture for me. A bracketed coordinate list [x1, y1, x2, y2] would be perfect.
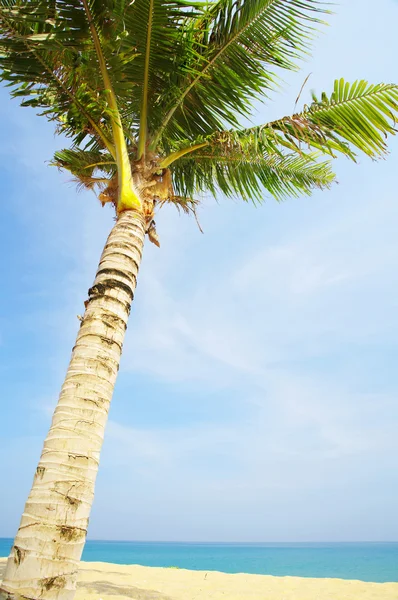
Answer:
[1, 539, 397, 582]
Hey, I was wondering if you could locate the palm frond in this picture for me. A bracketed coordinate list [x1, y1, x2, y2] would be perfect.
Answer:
[52, 147, 116, 178]
[163, 79, 398, 169]
[137, 0, 155, 158]
[265, 79, 398, 159]
[0, 0, 115, 151]
[131, 0, 200, 157]
[79, 0, 141, 209]
[53, 146, 118, 202]
[153, 0, 329, 146]
[172, 151, 335, 202]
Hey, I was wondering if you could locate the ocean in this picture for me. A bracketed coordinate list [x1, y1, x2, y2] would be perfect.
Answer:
[1, 539, 397, 583]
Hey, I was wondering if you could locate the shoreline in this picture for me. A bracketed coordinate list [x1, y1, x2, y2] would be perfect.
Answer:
[2, 558, 398, 599]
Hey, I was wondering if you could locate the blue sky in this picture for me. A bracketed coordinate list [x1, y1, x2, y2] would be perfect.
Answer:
[1, 0, 398, 543]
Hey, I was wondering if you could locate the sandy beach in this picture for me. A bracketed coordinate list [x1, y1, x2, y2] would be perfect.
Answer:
[1, 558, 398, 599]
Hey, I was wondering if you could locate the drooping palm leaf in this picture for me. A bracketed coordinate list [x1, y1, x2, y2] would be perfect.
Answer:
[53, 147, 116, 178]
[0, 0, 116, 151]
[172, 151, 335, 202]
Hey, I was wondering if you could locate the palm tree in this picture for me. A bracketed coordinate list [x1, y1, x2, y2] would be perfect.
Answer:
[0, 0, 397, 597]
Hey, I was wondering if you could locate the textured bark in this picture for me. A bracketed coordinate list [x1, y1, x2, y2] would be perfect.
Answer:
[0, 210, 145, 600]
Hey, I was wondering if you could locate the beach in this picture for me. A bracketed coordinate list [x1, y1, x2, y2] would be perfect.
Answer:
[2, 558, 398, 599]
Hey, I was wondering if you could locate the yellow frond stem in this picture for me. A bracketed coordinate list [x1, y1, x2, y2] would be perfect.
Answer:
[81, 0, 141, 212]
[117, 185, 142, 213]
[160, 142, 209, 168]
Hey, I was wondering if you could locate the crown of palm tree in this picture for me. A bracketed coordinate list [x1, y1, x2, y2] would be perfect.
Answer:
[1, 0, 397, 223]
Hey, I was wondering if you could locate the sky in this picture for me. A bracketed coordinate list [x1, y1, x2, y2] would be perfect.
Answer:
[0, 0, 398, 543]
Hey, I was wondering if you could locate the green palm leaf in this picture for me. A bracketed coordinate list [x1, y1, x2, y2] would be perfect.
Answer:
[154, 0, 329, 145]
[127, 0, 201, 157]
[0, 0, 115, 151]
[53, 147, 116, 178]
[162, 79, 398, 169]
[266, 80, 398, 159]
[172, 151, 335, 202]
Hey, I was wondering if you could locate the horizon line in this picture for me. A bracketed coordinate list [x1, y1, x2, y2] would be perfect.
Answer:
[88, 539, 398, 544]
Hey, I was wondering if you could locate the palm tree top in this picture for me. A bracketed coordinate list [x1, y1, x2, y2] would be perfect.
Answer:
[1, 0, 398, 216]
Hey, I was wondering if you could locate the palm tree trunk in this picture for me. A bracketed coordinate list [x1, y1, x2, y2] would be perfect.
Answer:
[0, 209, 145, 600]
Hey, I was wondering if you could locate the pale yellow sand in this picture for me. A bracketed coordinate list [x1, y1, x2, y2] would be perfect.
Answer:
[1, 558, 398, 599]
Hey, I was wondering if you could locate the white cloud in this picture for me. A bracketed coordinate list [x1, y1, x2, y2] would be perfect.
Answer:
[95, 368, 398, 540]
[122, 180, 398, 385]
